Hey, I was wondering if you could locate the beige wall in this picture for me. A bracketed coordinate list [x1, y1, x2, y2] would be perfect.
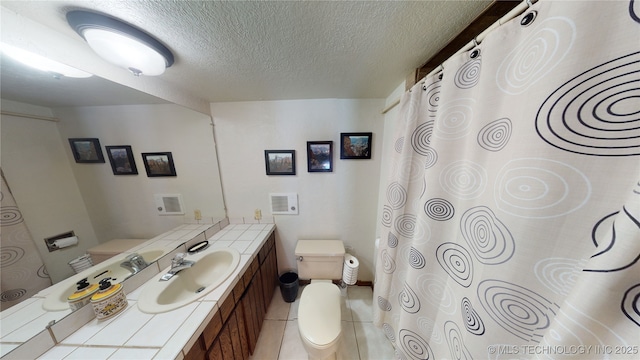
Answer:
[1, 100, 99, 283]
[212, 98, 385, 282]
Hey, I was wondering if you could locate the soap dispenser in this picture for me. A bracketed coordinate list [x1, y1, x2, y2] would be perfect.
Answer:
[90, 277, 127, 320]
[67, 278, 99, 311]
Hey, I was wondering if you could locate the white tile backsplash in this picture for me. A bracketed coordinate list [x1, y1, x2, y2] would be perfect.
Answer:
[50, 304, 94, 344]
[83, 303, 153, 346]
[63, 346, 117, 359]
[245, 240, 262, 255]
[1, 300, 57, 338]
[37, 345, 76, 359]
[209, 240, 233, 250]
[230, 240, 252, 253]
[249, 223, 268, 230]
[0, 344, 20, 358]
[238, 229, 261, 241]
[2, 310, 68, 342]
[204, 223, 222, 239]
[125, 302, 198, 347]
[109, 347, 159, 359]
[3, 330, 56, 360]
[61, 310, 119, 345]
[219, 230, 244, 241]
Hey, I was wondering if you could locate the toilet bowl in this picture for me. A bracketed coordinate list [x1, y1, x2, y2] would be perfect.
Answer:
[298, 280, 342, 360]
[295, 240, 345, 360]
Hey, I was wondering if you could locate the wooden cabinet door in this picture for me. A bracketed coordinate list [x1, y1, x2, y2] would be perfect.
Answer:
[184, 337, 207, 360]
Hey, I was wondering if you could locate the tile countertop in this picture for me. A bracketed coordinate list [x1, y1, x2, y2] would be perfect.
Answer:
[1, 222, 275, 360]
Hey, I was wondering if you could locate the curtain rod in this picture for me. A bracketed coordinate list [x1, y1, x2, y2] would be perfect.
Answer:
[426, 0, 536, 79]
[382, 0, 537, 115]
[0, 110, 59, 122]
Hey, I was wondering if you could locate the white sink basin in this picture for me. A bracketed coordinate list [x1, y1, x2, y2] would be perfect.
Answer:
[42, 248, 168, 311]
[137, 248, 240, 314]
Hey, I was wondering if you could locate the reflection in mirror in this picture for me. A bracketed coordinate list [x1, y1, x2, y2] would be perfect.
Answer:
[0, 50, 226, 355]
[41, 247, 169, 312]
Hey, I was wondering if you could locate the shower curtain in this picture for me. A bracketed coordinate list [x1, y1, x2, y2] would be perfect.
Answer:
[373, 0, 639, 359]
[0, 169, 52, 311]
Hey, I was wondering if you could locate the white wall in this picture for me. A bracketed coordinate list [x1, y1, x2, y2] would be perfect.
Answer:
[1, 100, 99, 283]
[212, 99, 384, 282]
[54, 104, 226, 243]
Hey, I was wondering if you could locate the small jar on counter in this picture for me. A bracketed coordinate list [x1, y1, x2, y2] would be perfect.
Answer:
[90, 277, 127, 320]
[67, 278, 99, 311]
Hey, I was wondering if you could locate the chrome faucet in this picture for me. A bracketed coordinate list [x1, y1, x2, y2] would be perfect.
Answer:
[160, 253, 195, 281]
[120, 253, 148, 275]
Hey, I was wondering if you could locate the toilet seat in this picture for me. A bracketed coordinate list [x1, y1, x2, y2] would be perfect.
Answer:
[298, 282, 341, 347]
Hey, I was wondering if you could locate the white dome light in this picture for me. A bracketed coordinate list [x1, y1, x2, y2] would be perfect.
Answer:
[67, 11, 174, 77]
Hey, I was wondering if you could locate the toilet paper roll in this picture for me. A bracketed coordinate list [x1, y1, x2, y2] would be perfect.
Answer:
[53, 236, 78, 249]
[342, 254, 359, 286]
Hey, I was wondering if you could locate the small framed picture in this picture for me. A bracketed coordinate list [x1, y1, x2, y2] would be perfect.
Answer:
[340, 132, 372, 159]
[68, 138, 105, 163]
[141, 152, 177, 177]
[265, 150, 296, 175]
[106, 146, 138, 175]
[307, 141, 333, 172]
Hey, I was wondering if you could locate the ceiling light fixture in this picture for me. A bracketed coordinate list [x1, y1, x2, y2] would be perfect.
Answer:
[66, 10, 174, 77]
[0, 42, 92, 78]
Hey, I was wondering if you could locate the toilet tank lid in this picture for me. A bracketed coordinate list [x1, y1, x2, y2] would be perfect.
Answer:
[295, 240, 345, 256]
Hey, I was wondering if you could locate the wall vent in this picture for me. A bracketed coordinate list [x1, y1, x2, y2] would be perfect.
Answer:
[269, 193, 298, 215]
[154, 194, 185, 215]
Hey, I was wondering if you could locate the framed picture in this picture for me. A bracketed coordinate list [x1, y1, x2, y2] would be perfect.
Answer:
[340, 132, 372, 159]
[307, 141, 333, 172]
[68, 138, 105, 163]
[105, 146, 138, 175]
[265, 150, 296, 175]
[141, 152, 177, 177]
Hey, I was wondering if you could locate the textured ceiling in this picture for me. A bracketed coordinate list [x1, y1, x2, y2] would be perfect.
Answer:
[1, 1, 492, 107]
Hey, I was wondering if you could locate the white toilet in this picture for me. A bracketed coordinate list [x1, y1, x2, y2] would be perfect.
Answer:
[295, 240, 345, 360]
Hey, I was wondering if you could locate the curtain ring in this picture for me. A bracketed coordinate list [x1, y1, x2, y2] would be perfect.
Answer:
[526, 0, 533, 7]
[472, 38, 479, 48]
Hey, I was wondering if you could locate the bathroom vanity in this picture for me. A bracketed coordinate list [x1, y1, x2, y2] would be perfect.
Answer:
[183, 229, 277, 359]
[1, 220, 277, 359]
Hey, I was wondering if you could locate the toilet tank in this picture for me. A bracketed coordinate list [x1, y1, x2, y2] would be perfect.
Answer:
[295, 240, 345, 280]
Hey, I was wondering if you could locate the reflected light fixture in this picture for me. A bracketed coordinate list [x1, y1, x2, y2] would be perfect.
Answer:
[67, 10, 174, 76]
[0, 42, 92, 78]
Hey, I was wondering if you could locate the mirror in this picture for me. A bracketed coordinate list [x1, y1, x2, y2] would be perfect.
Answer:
[0, 50, 226, 355]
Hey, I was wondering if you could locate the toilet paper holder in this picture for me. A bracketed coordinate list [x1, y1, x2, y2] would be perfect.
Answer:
[44, 230, 77, 252]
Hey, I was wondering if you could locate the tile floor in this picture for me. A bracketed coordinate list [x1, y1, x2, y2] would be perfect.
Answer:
[250, 285, 395, 360]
